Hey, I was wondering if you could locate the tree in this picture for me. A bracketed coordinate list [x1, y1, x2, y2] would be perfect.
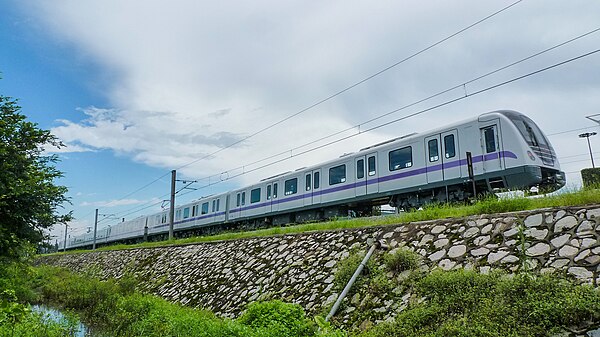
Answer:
[0, 95, 72, 260]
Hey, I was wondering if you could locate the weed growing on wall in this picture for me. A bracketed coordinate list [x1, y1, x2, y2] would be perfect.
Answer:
[330, 248, 423, 331]
[357, 270, 600, 337]
[383, 249, 421, 273]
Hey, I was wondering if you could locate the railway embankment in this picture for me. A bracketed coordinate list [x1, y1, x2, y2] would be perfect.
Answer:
[37, 205, 600, 330]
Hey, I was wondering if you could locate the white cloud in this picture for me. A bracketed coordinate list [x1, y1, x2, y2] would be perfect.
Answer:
[19, 0, 600, 191]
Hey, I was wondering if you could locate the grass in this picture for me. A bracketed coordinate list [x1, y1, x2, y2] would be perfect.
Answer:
[49, 187, 600, 255]
[357, 270, 600, 337]
[1, 263, 346, 337]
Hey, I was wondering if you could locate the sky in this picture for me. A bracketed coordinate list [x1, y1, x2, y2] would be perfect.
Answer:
[1, 0, 599, 241]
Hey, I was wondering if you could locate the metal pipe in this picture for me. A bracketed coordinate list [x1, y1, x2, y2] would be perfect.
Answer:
[325, 242, 378, 321]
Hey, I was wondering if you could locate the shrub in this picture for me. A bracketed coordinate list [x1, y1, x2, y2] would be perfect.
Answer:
[358, 270, 600, 337]
[333, 251, 374, 291]
[238, 300, 315, 337]
[383, 249, 420, 273]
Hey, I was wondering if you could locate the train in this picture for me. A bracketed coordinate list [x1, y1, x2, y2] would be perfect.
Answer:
[60, 110, 565, 249]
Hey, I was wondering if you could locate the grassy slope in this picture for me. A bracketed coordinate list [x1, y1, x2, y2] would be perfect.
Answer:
[51, 188, 600, 254]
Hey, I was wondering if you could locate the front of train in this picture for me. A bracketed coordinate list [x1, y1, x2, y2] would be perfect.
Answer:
[501, 110, 566, 192]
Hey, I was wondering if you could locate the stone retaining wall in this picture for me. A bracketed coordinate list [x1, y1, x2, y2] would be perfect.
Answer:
[37, 205, 600, 321]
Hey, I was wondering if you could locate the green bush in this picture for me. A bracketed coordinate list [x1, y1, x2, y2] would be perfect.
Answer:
[581, 168, 600, 188]
[359, 270, 600, 337]
[11, 265, 346, 337]
[333, 251, 374, 291]
[383, 249, 420, 273]
[238, 300, 315, 337]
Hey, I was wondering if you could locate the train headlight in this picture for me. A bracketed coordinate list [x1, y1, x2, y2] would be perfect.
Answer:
[527, 151, 536, 161]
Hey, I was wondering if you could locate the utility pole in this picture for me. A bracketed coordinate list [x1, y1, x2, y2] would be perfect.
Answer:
[579, 132, 597, 168]
[169, 169, 176, 240]
[63, 224, 68, 252]
[92, 208, 99, 250]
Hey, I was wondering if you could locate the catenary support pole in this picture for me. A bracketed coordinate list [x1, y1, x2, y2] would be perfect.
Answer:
[63, 224, 68, 252]
[169, 169, 176, 240]
[92, 208, 99, 250]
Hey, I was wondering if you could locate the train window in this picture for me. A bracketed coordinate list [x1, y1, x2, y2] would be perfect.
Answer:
[241, 192, 246, 205]
[306, 174, 312, 191]
[212, 200, 216, 212]
[368, 156, 376, 176]
[183, 207, 190, 219]
[162, 214, 167, 223]
[201, 202, 209, 215]
[273, 183, 278, 198]
[267, 185, 272, 200]
[444, 135, 456, 158]
[192, 205, 198, 217]
[428, 139, 439, 162]
[329, 164, 346, 185]
[236, 193, 241, 207]
[314, 172, 320, 189]
[389, 147, 413, 171]
[251, 188, 261, 203]
[284, 178, 297, 195]
[175, 209, 182, 220]
[357, 159, 365, 179]
[216, 199, 220, 211]
[483, 127, 496, 153]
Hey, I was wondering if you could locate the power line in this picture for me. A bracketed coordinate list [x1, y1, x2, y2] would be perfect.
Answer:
[178, 27, 600, 192]
[94, 31, 600, 224]
[171, 49, 600, 199]
[547, 125, 600, 137]
[174, 0, 524, 172]
[78, 1, 526, 223]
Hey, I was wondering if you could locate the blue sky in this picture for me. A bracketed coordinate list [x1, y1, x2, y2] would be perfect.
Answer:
[1, 1, 600, 241]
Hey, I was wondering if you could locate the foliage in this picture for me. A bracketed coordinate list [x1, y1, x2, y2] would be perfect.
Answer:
[581, 168, 600, 188]
[383, 249, 420, 273]
[238, 300, 315, 337]
[22, 266, 346, 337]
[333, 251, 373, 292]
[0, 263, 80, 336]
[0, 94, 71, 260]
[358, 270, 600, 337]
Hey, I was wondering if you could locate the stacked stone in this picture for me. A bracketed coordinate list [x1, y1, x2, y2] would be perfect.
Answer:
[373, 208, 599, 285]
[37, 205, 600, 320]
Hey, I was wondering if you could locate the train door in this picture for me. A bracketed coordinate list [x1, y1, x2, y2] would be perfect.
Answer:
[480, 123, 503, 173]
[366, 152, 379, 194]
[355, 156, 366, 197]
[441, 129, 461, 180]
[225, 195, 230, 221]
[271, 181, 280, 213]
[312, 169, 321, 204]
[303, 172, 313, 206]
[425, 135, 443, 183]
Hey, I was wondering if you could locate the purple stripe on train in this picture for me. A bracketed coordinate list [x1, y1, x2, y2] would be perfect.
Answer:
[228, 151, 517, 213]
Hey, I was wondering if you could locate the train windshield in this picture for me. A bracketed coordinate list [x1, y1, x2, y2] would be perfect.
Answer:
[506, 113, 550, 148]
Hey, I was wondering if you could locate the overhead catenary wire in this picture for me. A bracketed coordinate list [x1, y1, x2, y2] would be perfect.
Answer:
[96, 28, 600, 226]
[96, 43, 600, 230]
[176, 26, 600, 191]
[76, 1, 526, 227]
[170, 49, 600, 201]
[174, 0, 524, 172]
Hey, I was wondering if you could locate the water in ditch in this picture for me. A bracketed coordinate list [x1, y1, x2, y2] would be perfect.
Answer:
[31, 305, 93, 337]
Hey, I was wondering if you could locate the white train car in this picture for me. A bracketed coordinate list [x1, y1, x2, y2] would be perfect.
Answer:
[59, 110, 565, 250]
